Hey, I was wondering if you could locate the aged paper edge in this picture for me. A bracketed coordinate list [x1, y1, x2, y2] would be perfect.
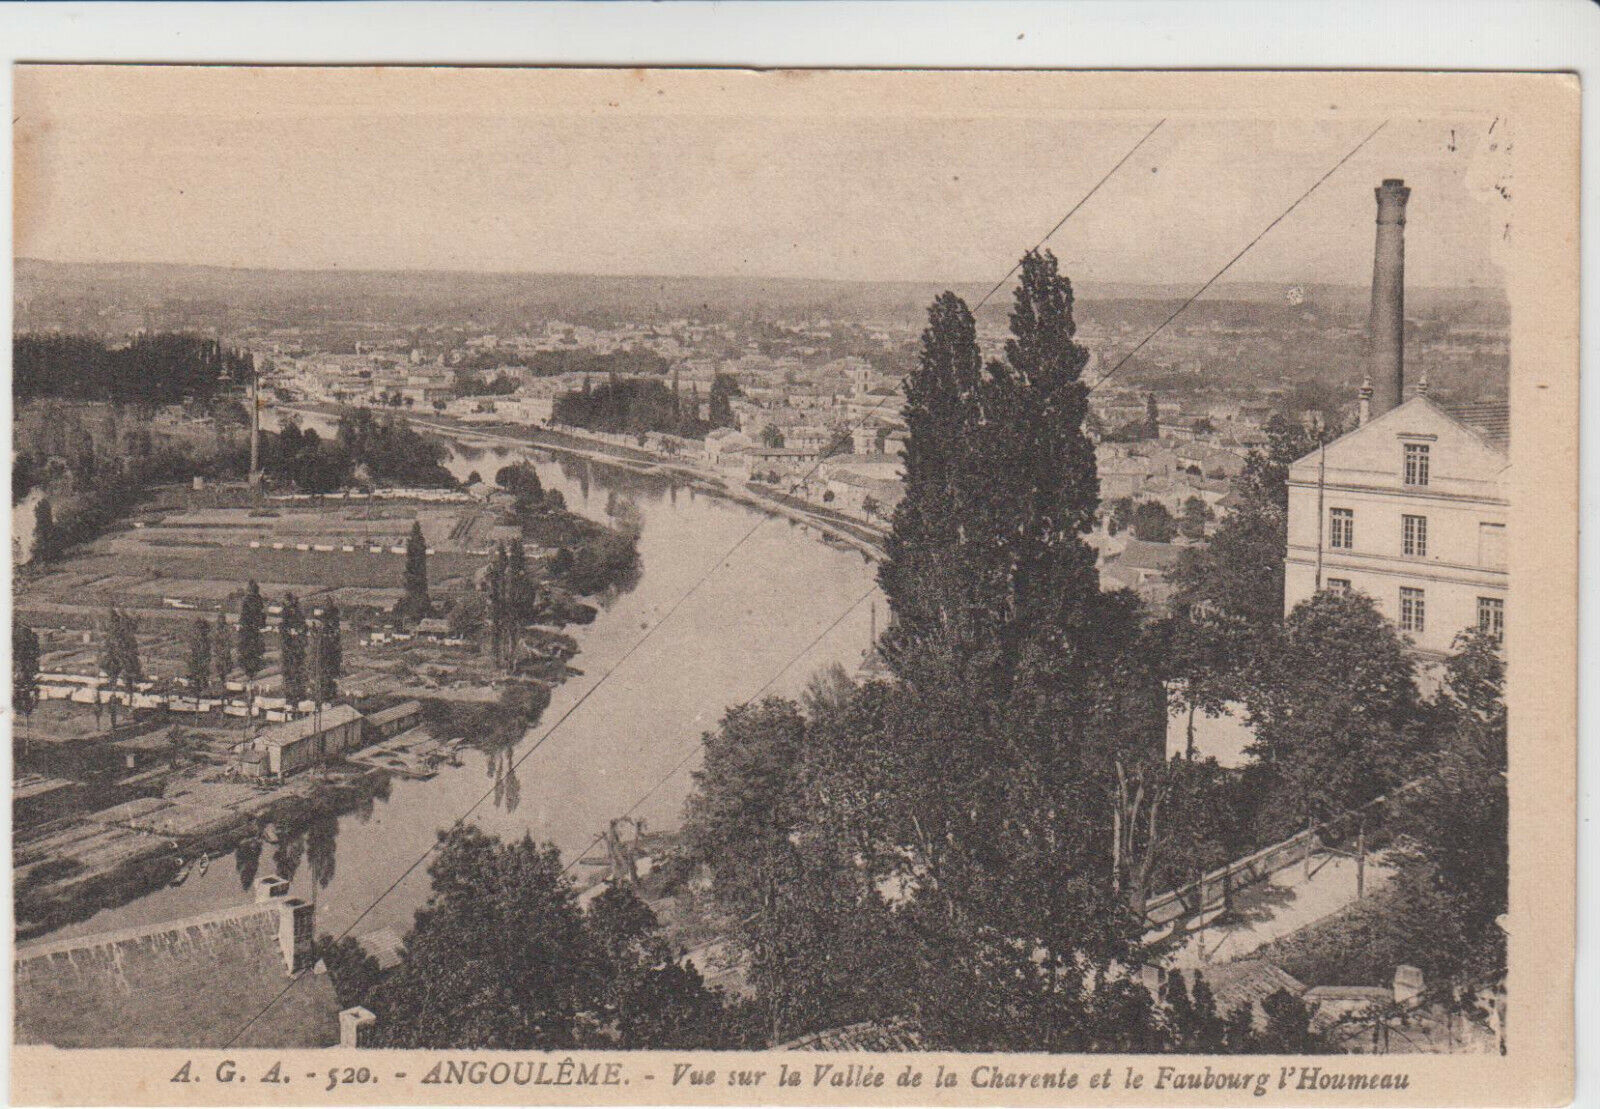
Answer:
[6, 66, 1579, 1108]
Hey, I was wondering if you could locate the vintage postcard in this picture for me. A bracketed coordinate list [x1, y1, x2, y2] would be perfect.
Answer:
[7, 67, 1577, 1105]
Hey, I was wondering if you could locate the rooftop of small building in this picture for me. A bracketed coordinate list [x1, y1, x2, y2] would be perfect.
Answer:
[1109, 538, 1183, 572]
[365, 699, 424, 727]
[255, 703, 364, 747]
[1436, 399, 1510, 453]
[1193, 959, 1309, 1014]
[780, 1018, 925, 1052]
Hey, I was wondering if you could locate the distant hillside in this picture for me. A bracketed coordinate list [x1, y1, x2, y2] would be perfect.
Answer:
[14, 259, 1508, 333]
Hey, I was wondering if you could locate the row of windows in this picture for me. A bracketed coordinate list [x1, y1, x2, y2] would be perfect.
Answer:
[1326, 508, 1506, 567]
[1327, 507, 1427, 556]
[1324, 579, 1504, 639]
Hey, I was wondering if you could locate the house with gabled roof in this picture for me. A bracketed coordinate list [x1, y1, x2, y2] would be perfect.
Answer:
[1284, 392, 1508, 660]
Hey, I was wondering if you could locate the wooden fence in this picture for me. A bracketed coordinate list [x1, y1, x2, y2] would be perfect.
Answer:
[1141, 777, 1426, 936]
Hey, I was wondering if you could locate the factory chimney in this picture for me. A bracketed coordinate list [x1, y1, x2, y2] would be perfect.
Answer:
[1366, 178, 1411, 418]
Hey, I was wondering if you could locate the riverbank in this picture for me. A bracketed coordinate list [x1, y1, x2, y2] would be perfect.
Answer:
[15, 764, 392, 941]
[11, 462, 642, 940]
[285, 404, 888, 563]
[20, 427, 883, 950]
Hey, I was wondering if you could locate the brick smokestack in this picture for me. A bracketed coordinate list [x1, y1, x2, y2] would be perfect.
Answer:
[1366, 178, 1411, 417]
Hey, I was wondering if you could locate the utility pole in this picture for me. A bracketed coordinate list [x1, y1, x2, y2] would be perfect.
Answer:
[249, 354, 262, 497]
[1356, 814, 1366, 899]
[1313, 436, 1327, 591]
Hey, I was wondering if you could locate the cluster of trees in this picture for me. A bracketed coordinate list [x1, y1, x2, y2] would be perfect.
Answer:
[677, 251, 1506, 1049]
[264, 423, 350, 494]
[552, 374, 720, 439]
[18, 403, 251, 563]
[452, 371, 520, 397]
[460, 345, 672, 380]
[483, 538, 545, 670]
[1245, 630, 1508, 1009]
[1103, 392, 1164, 443]
[548, 530, 640, 597]
[320, 827, 740, 1049]
[227, 581, 343, 714]
[14, 333, 252, 405]
[1102, 497, 1213, 544]
[680, 253, 1264, 1050]
[330, 408, 456, 489]
[494, 463, 566, 517]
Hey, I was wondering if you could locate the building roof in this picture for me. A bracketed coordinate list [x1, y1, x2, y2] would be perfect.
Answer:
[366, 700, 423, 728]
[824, 452, 901, 469]
[780, 1018, 925, 1052]
[14, 901, 341, 1048]
[358, 925, 407, 971]
[256, 703, 364, 749]
[1112, 539, 1182, 572]
[13, 775, 78, 802]
[1195, 959, 1308, 1015]
[1437, 399, 1510, 452]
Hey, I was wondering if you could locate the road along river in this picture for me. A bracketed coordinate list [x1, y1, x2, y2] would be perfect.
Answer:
[46, 422, 884, 944]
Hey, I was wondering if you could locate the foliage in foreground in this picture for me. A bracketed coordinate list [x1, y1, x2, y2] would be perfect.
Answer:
[323, 827, 738, 1050]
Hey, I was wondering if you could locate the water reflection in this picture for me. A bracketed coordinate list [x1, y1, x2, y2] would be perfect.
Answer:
[234, 837, 262, 892]
[488, 747, 523, 815]
[49, 418, 881, 945]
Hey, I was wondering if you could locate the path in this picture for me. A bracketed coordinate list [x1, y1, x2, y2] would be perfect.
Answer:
[1160, 849, 1393, 970]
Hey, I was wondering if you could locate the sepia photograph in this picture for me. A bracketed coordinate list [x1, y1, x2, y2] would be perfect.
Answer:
[6, 63, 1578, 1105]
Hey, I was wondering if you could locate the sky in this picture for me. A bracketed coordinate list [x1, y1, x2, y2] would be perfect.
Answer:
[14, 67, 1511, 289]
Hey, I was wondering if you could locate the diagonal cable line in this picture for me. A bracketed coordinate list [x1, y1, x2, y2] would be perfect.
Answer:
[1088, 119, 1389, 394]
[973, 118, 1167, 312]
[225, 584, 877, 1046]
[556, 585, 878, 881]
[222, 117, 1166, 1044]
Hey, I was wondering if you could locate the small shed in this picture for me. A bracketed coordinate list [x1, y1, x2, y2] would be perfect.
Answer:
[255, 704, 365, 777]
[364, 700, 424, 743]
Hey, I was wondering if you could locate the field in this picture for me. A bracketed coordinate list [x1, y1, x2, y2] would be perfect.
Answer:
[17, 491, 495, 628]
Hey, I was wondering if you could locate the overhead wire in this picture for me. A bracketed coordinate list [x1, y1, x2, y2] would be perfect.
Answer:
[222, 113, 1369, 1044]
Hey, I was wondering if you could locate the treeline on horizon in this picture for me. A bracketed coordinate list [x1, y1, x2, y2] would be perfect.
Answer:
[14, 332, 253, 405]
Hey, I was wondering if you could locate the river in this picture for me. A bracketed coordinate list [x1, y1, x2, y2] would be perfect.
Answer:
[47, 423, 884, 943]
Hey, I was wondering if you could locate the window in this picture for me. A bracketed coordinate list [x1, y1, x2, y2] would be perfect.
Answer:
[1329, 507, 1354, 550]
[1478, 522, 1506, 569]
[1478, 597, 1504, 641]
[1402, 514, 1428, 557]
[1404, 442, 1430, 486]
[1326, 578, 1352, 594]
[1399, 587, 1426, 633]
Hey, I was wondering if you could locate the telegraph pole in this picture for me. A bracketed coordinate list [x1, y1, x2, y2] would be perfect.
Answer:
[249, 355, 262, 494]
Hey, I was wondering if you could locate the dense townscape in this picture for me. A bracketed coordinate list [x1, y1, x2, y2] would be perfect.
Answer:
[13, 179, 1509, 1055]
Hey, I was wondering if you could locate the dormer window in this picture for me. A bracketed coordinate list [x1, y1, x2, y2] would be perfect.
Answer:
[1403, 442, 1430, 486]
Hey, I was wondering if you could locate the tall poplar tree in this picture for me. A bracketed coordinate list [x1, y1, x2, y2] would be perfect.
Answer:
[32, 498, 56, 563]
[238, 581, 267, 728]
[212, 609, 233, 689]
[402, 521, 432, 619]
[316, 603, 342, 703]
[279, 594, 308, 705]
[13, 620, 40, 747]
[186, 617, 213, 692]
[864, 251, 1165, 1040]
[99, 608, 142, 738]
